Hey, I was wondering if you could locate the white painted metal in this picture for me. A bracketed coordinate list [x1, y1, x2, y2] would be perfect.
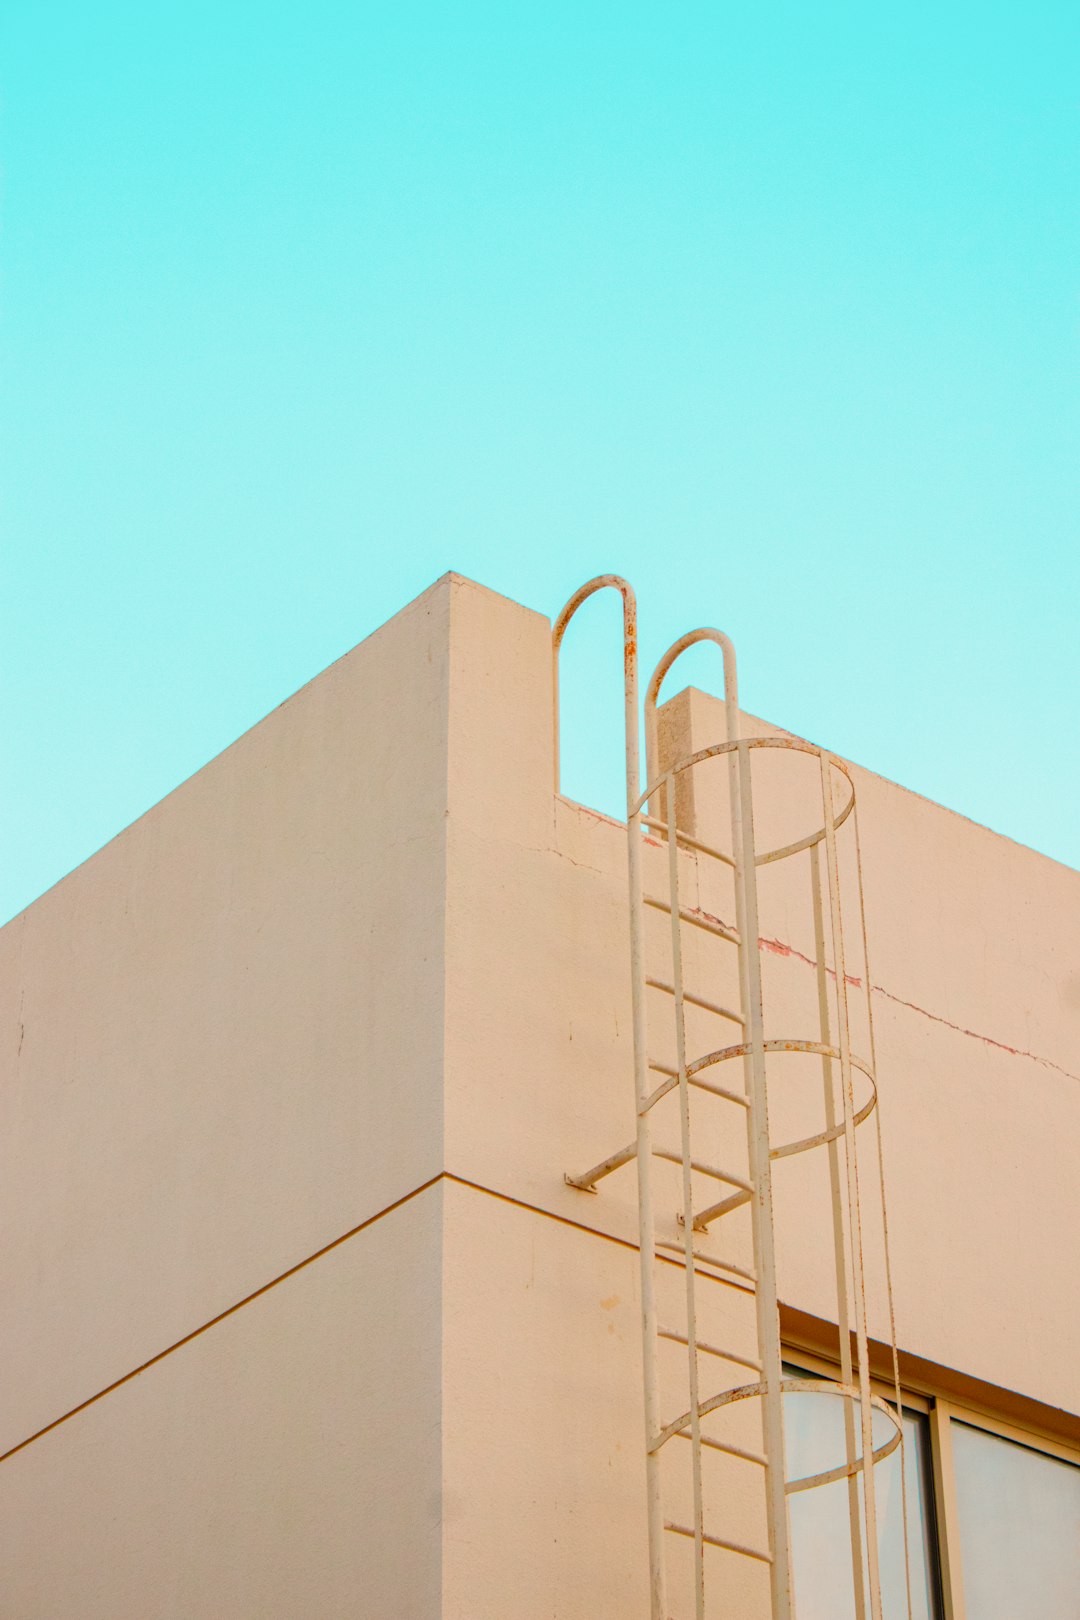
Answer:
[554, 581, 912, 1620]
[553, 576, 668, 1620]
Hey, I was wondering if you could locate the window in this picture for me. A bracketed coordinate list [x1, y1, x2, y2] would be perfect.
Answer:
[783, 1352, 1080, 1619]
[783, 1359, 942, 1619]
[946, 1414, 1080, 1620]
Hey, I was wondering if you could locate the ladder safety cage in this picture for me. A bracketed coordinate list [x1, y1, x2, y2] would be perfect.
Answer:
[554, 578, 915, 1620]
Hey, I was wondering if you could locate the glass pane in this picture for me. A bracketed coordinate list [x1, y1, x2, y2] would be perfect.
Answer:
[784, 1366, 941, 1620]
[952, 1420, 1080, 1619]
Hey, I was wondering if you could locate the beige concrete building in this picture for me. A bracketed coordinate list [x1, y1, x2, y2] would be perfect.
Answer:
[2, 572, 1077, 1618]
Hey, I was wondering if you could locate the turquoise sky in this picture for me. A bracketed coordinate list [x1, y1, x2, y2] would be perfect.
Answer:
[2, 2, 1077, 924]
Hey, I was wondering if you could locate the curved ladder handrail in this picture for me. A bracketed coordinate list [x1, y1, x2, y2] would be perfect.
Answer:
[553, 575, 669, 1619]
[644, 627, 739, 813]
[551, 574, 638, 799]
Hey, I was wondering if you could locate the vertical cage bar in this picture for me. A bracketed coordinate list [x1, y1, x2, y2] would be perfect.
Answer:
[810, 841, 869, 1619]
[731, 732, 794, 1620]
[852, 803, 915, 1620]
[819, 754, 884, 1620]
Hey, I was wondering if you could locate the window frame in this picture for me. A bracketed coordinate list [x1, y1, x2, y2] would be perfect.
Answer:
[781, 1345, 1080, 1620]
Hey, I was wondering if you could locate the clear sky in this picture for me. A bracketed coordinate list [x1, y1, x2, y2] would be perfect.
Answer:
[2, 1, 1077, 924]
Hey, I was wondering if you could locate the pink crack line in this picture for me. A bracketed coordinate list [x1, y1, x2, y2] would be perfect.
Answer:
[669, 907, 1079, 1087]
[756, 931, 1080, 1086]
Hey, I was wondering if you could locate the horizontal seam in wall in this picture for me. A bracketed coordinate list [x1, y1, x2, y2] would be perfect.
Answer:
[444, 1173, 643, 1257]
[9, 1169, 1073, 1468]
[443, 1173, 754, 1293]
[448, 1180, 1080, 1446]
[0, 1173, 443, 1467]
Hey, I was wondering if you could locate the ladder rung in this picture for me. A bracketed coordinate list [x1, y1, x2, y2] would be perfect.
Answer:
[664, 1522, 773, 1565]
[644, 1063, 749, 1112]
[644, 896, 739, 944]
[645, 977, 744, 1027]
[673, 1429, 768, 1467]
[641, 815, 736, 868]
[656, 1241, 756, 1285]
[658, 1328, 762, 1373]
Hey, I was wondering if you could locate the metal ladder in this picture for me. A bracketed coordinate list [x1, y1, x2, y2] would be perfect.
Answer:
[553, 577, 914, 1620]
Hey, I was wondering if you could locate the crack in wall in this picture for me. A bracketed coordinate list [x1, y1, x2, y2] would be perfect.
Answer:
[757, 931, 1080, 1086]
[550, 871, 1080, 1089]
[638, 896, 1078, 1087]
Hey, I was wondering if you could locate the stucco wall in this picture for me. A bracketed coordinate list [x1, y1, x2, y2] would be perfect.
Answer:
[2, 571, 1075, 1615]
[0, 1184, 443, 1619]
[0, 576, 450, 1458]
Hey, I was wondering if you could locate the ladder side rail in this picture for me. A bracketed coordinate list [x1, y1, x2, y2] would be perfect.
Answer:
[552, 573, 637, 795]
[626, 630, 668, 1620]
[666, 769, 707, 1616]
[646, 628, 796, 1617]
[551, 576, 667, 1620]
[643, 626, 739, 837]
[644, 630, 749, 1619]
